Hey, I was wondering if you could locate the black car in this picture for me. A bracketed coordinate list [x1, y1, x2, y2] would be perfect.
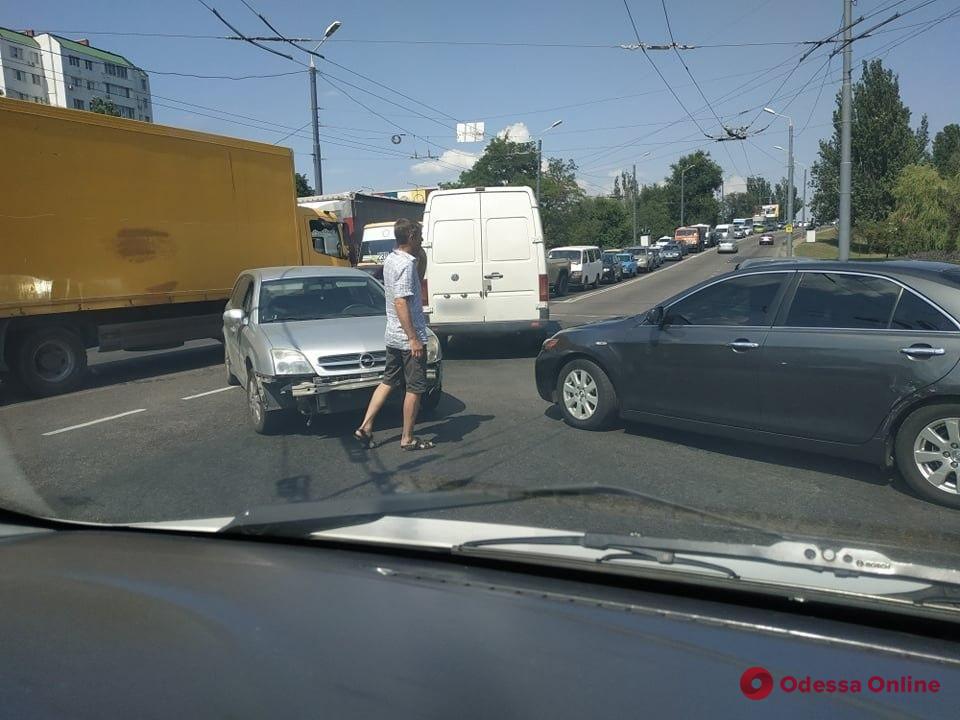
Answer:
[536, 260, 960, 508]
[601, 252, 623, 283]
[660, 243, 683, 261]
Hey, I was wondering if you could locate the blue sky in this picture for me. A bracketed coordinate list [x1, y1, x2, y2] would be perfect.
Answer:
[8, 0, 960, 196]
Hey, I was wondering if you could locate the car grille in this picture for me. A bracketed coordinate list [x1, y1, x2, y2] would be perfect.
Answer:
[317, 351, 387, 372]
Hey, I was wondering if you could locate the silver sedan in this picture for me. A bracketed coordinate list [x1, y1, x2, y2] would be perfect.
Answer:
[223, 266, 442, 434]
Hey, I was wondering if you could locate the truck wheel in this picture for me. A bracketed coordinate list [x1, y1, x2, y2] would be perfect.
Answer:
[247, 375, 282, 435]
[556, 273, 569, 297]
[16, 327, 87, 397]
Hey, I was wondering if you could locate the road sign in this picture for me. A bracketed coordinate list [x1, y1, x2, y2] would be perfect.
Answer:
[785, 223, 793, 233]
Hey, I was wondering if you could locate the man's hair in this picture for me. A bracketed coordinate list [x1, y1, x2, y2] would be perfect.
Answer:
[394, 218, 421, 246]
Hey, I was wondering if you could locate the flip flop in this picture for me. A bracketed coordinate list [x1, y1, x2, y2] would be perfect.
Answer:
[354, 429, 377, 448]
[400, 437, 435, 451]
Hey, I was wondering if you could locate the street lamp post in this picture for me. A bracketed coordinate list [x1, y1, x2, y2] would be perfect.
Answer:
[680, 159, 699, 227]
[775, 146, 808, 230]
[536, 120, 563, 202]
[308, 20, 342, 195]
[765, 107, 794, 257]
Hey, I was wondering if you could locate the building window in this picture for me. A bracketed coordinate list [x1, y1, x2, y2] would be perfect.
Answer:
[16, 91, 28, 100]
[32, 74, 41, 85]
[30, 51, 39, 64]
[120, 105, 135, 119]
[87, 80, 96, 90]
[84, 59, 93, 70]
[144, 116, 150, 122]
[141, 78, 147, 90]
[14, 69, 25, 82]
[73, 99, 85, 110]
[70, 76, 82, 87]
[10, 46, 23, 59]
[68, 55, 80, 67]
[105, 63, 128, 79]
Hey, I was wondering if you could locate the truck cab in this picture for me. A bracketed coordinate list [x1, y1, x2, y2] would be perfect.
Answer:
[296, 207, 350, 267]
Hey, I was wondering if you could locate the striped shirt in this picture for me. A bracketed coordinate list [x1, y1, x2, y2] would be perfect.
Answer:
[383, 249, 428, 350]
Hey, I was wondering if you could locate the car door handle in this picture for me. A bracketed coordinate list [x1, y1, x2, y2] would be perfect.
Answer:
[900, 345, 945, 358]
[483, 272, 503, 279]
[727, 339, 760, 351]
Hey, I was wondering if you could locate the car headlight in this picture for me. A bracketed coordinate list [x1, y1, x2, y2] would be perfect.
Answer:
[270, 348, 313, 375]
[426, 333, 441, 364]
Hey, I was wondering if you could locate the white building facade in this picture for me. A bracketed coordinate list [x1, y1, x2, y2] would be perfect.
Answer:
[0, 27, 152, 121]
[0, 28, 50, 105]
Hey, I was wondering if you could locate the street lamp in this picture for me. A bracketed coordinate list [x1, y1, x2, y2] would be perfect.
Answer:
[764, 106, 795, 256]
[308, 20, 342, 195]
[680, 158, 700, 227]
[535, 119, 563, 202]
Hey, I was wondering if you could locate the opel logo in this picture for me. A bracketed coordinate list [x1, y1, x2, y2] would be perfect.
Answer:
[359, 353, 376, 369]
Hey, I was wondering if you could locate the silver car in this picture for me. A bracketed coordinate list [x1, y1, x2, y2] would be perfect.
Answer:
[223, 266, 443, 434]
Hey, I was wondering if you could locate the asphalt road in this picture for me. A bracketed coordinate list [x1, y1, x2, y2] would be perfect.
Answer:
[2, 234, 958, 556]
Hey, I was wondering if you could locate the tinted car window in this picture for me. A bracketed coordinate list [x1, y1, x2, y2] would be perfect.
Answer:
[891, 290, 956, 332]
[667, 273, 785, 326]
[785, 273, 899, 329]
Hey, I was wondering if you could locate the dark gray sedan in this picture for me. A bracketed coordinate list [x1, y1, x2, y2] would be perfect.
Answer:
[535, 260, 960, 508]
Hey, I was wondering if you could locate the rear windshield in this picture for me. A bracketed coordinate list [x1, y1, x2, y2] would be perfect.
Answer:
[259, 276, 386, 323]
[616, 254, 634, 262]
[549, 250, 582, 261]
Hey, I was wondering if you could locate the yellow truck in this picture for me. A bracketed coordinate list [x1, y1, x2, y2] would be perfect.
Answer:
[0, 97, 349, 396]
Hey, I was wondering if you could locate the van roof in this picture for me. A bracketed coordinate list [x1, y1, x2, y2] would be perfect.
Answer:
[551, 245, 599, 251]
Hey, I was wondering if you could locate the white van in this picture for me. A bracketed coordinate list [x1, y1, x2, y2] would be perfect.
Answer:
[422, 186, 550, 339]
[548, 246, 603, 290]
[714, 223, 733, 239]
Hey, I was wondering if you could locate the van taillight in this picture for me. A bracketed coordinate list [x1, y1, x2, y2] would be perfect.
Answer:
[539, 274, 549, 302]
[421, 278, 429, 307]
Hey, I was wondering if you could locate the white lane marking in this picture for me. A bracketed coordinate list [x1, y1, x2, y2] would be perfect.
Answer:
[557, 249, 721, 304]
[42, 409, 146, 437]
[181, 386, 238, 401]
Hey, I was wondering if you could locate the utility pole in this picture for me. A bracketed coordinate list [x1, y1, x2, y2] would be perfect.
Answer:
[838, 0, 853, 261]
[802, 167, 808, 226]
[632, 163, 638, 245]
[309, 58, 322, 195]
[536, 120, 563, 203]
[787, 116, 795, 257]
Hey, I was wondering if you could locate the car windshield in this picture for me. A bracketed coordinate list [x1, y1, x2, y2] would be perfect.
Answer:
[359, 239, 395, 256]
[259, 276, 386, 322]
[4, 0, 960, 637]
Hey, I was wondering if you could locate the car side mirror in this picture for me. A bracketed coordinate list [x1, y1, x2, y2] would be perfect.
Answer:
[224, 307, 246, 324]
[647, 305, 666, 328]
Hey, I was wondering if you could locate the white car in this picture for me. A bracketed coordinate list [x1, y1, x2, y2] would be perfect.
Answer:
[717, 239, 738, 254]
[549, 245, 603, 290]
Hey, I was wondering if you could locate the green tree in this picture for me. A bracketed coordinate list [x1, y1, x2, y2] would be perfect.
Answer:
[773, 177, 803, 221]
[811, 59, 928, 225]
[887, 164, 960, 253]
[665, 151, 722, 226]
[635, 184, 673, 239]
[932, 124, 960, 177]
[722, 191, 756, 221]
[443, 136, 583, 246]
[611, 170, 638, 201]
[89, 97, 121, 117]
[565, 196, 631, 249]
[294, 172, 314, 197]
[745, 175, 773, 208]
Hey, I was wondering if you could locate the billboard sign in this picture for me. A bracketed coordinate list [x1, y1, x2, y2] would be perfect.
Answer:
[762, 204, 780, 219]
[456, 122, 485, 143]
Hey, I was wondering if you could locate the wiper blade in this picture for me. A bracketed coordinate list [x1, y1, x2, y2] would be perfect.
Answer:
[220, 483, 782, 538]
[599, 547, 739, 579]
[457, 533, 960, 588]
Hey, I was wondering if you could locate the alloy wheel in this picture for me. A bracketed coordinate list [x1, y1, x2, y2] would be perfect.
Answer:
[912, 418, 960, 495]
[562, 369, 598, 420]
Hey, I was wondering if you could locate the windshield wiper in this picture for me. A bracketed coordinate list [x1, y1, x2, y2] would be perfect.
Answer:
[220, 483, 782, 539]
[456, 533, 960, 588]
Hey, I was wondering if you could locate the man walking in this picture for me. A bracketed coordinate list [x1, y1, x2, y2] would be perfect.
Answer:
[355, 219, 435, 451]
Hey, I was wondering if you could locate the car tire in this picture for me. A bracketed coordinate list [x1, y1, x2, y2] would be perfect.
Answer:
[894, 404, 960, 508]
[556, 358, 618, 431]
[247, 374, 282, 435]
[225, 353, 240, 386]
[15, 326, 87, 397]
[556, 273, 569, 297]
[592, 275, 600, 290]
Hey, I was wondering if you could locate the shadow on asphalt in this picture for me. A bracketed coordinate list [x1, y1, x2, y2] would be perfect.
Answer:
[542, 404, 904, 491]
[0, 343, 225, 408]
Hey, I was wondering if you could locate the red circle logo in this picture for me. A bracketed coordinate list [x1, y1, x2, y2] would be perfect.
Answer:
[740, 666, 774, 700]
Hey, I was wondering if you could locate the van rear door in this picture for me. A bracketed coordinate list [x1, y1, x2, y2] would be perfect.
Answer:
[480, 189, 544, 323]
[424, 191, 484, 324]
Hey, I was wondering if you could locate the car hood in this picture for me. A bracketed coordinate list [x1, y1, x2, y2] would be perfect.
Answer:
[257, 315, 388, 370]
